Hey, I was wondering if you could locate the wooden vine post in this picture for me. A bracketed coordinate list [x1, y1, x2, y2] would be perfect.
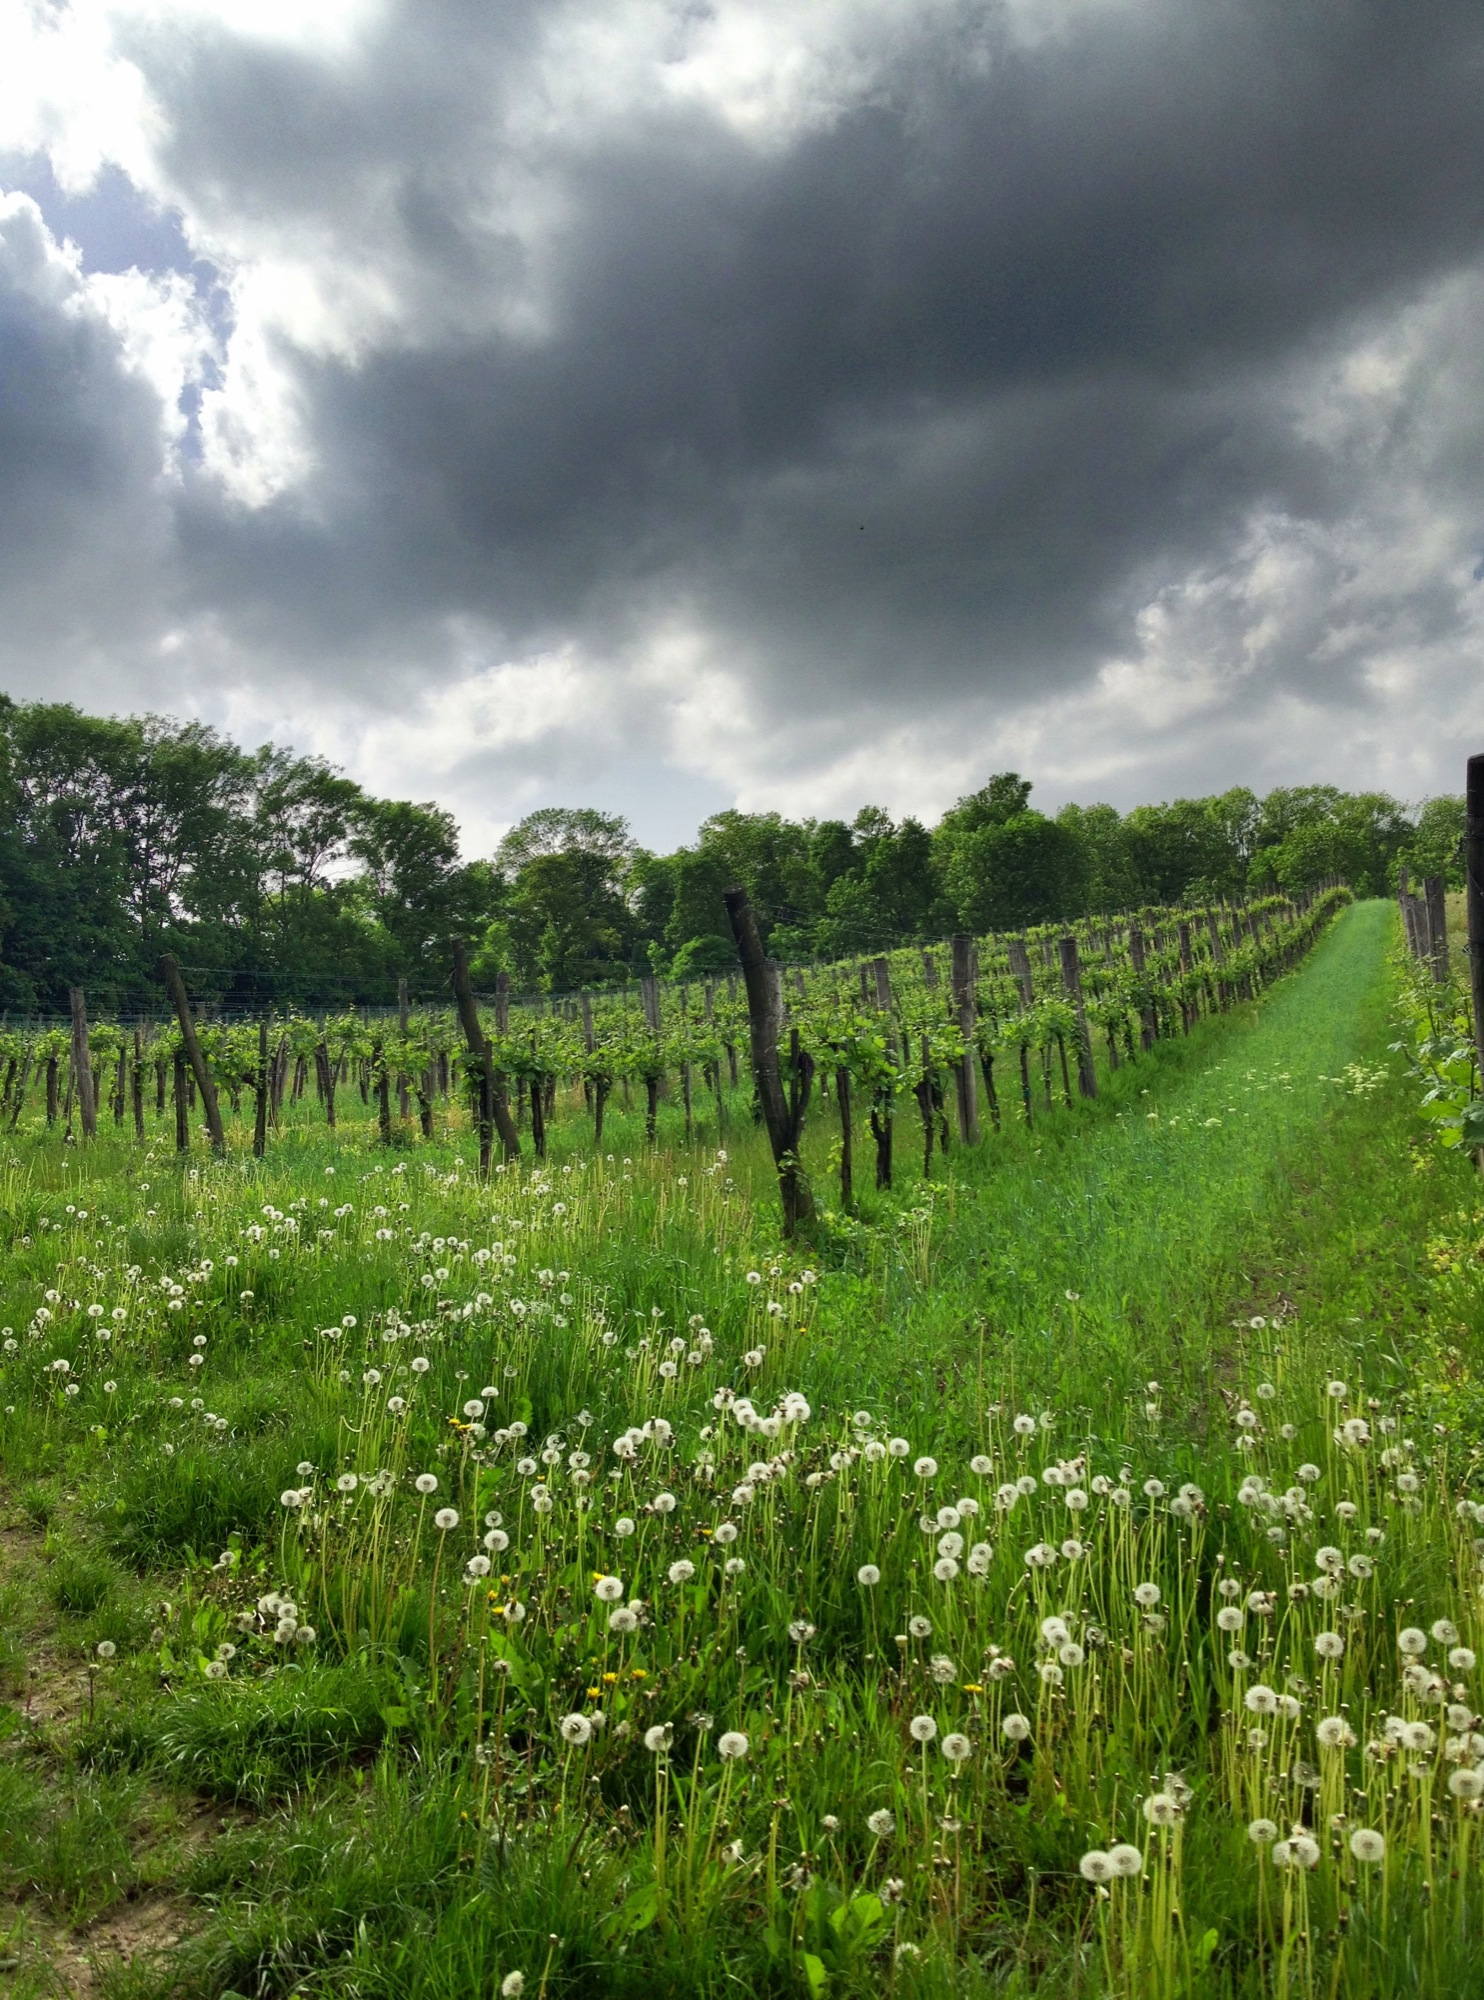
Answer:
[1424, 876, 1448, 983]
[723, 887, 816, 1238]
[1058, 936, 1098, 1098]
[397, 976, 412, 1121]
[157, 954, 225, 1152]
[68, 987, 98, 1141]
[452, 941, 492, 1176]
[950, 935, 980, 1145]
[253, 1019, 269, 1158]
[1466, 754, 1484, 1163]
[451, 942, 520, 1177]
[492, 974, 521, 1160]
[640, 973, 663, 1145]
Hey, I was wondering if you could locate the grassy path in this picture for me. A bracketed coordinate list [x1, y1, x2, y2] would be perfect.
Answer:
[810, 899, 1398, 1423]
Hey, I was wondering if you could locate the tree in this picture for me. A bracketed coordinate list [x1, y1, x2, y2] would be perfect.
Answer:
[1400, 796, 1466, 887]
[942, 811, 1087, 932]
[495, 807, 634, 877]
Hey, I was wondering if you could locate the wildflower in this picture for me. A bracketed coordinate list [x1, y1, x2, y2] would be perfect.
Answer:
[717, 1731, 749, 1759]
[1109, 1843, 1143, 1876]
[559, 1714, 593, 1746]
[668, 1560, 696, 1584]
[1273, 1837, 1316, 1869]
[608, 1607, 639, 1633]
[1450, 1646, 1477, 1672]
[909, 1715, 938, 1743]
[1349, 1828, 1386, 1862]
[857, 1564, 881, 1587]
[1080, 1850, 1114, 1882]
[644, 1724, 673, 1753]
[908, 1615, 933, 1639]
[1002, 1713, 1031, 1742]
[594, 1575, 625, 1602]
[501, 1975, 526, 1998]
[913, 1456, 939, 1479]
[96, 1640, 117, 1660]
[1248, 1819, 1278, 1844]
[867, 1808, 895, 1837]
[1316, 1716, 1356, 1750]
[1143, 1793, 1181, 1827]
[1244, 1685, 1279, 1716]
[1132, 1583, 1162, 1609]
[1314, 1632, 1344, 1660]
[941, 1732, 972, 1762]
[1398, 1627, 1429, 1657]
[414, 1473, 439, 1494]
[434, 1508, 459, 1531]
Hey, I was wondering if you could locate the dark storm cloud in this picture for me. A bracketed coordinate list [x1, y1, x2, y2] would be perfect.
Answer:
[133, 0, 1484, 736]
[0, 196, 180, 682]
[4, 0, 1484, 823]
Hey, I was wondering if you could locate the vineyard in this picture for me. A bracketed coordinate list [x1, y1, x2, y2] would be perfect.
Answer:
[3, 883, 1484, 2000]
[6, 889, 1348, 1221]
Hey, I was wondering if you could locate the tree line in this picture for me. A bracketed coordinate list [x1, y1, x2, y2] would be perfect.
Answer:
[0, 696, 1463, 1012]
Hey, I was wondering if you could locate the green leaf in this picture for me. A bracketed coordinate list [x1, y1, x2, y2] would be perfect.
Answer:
[800, 1951, 829, 1997]
[603, 1881, 660, 1938]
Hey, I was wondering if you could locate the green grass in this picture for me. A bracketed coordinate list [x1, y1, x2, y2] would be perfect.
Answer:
[4, 900, 1484, 2000]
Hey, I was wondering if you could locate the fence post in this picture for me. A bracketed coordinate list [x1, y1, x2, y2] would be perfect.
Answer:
[157, 955, 225, 1152]
[1058, 935, 1098, 1098]
[1424, 875, 1448, 983]
[1467, 756, 1484, 1161]
[950, 935, 980, 1145]
[724, 886, 815, 1238]
[68, 987, 98, 1140]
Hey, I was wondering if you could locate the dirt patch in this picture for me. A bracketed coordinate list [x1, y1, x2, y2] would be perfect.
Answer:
[13, 1894, 193, 1998]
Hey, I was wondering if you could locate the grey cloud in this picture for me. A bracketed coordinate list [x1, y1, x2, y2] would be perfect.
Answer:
[7, 0, 1484, 819]
[0, 197, 181, 688]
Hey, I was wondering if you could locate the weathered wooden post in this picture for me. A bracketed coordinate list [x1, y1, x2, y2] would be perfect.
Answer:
[451, 941, 492, 1175]
[68, 987, 98, 1140]
[254, 1019, 269, 1158]
[491, 973, 520, 1159]
[639, 972, 662, 1144]
[132, 1027, 146, 1140]
[1176, 920, 1195, 1032]
[157, 956, 225, 1152]
[173, 1049, 189, 1153]
[1058, 936, 1098, 1099]
[950, 935, 980, 1145]
[1424, 876, 1449, 984]
[1127, 925, 1156, 1047]
[396, 977, 412, 1120]
[724, 887, 815, 1237]
[1466, 755, 1484, 1161]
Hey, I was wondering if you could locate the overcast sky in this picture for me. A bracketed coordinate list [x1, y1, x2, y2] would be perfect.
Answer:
[2, 0, 1483, 854]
